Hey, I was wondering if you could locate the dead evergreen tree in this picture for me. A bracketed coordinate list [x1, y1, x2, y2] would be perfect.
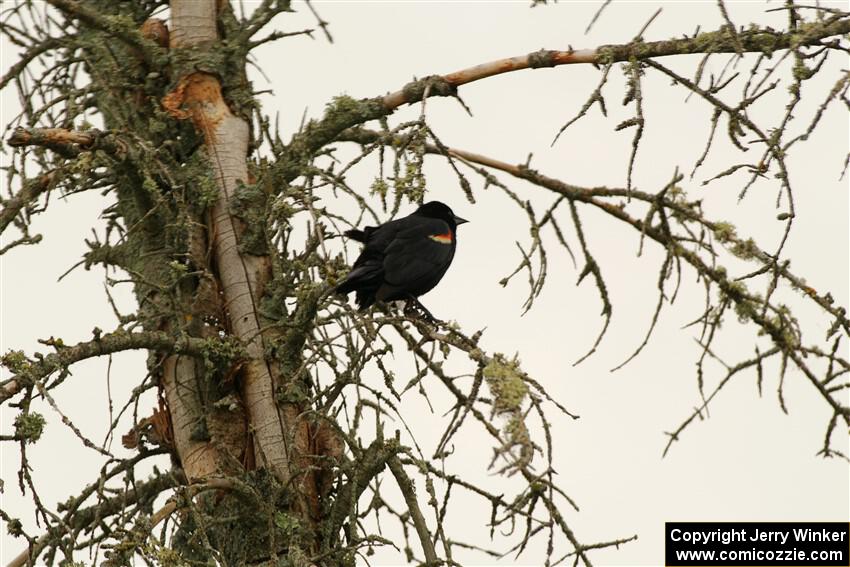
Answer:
[1, 1, 848, 565]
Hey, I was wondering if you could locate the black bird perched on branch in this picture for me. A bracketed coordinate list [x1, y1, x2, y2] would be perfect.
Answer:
[336, 201, 468, 319]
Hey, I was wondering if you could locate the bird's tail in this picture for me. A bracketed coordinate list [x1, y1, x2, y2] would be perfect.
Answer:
[334, 278, 356, 295]
[335, 264, 379, 310]
[338, 227, 379, 309]
[335, 278, 376, 311]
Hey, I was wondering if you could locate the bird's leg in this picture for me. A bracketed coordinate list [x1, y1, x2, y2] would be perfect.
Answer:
[404, 295, 441, 324]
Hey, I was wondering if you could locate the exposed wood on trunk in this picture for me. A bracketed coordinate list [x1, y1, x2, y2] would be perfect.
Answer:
[160, 355, 220, 479]
[165, 1, 319, 524]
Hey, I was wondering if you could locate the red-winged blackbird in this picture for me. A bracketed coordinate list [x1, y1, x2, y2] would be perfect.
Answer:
[336, 201, 468, 317]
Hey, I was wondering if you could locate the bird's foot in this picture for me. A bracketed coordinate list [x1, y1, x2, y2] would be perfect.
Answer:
[403, 297, 441, 325]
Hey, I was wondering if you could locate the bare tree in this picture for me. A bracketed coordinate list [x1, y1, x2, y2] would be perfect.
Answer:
[1, 1, 847, 566]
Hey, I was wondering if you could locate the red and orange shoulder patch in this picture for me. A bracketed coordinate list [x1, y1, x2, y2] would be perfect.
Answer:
[428, 231, 453, 244]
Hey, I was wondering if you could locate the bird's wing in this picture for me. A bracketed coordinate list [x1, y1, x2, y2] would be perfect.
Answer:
[382, 218, 455, 287]
[344, 225, 379, 243]
[335, 219, 403, 294]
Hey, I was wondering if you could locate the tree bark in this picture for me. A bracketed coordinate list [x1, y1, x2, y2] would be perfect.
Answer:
[165, 0, 319, 537]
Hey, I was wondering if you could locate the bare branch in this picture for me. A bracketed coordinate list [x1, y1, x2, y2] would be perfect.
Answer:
[387, 456, 439, 566]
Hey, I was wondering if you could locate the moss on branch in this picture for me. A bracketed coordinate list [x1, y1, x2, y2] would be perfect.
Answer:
[1, 331, 245, 404]
[596, 18, 850, 64]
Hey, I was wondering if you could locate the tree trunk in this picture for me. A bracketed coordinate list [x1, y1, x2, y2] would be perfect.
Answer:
[163, 0, 320, 559]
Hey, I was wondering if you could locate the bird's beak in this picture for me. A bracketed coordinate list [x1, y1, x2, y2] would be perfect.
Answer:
[454, 215, 469, 226]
